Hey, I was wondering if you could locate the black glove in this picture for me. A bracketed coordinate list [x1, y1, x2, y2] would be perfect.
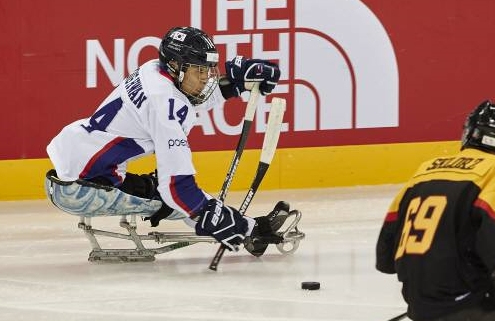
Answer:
[144, 202, 174, 227]
[195, 199, 248, 251]
[225, 56, 280, 96]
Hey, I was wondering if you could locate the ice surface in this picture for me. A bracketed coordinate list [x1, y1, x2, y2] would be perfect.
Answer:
[0, 185, 408, 321]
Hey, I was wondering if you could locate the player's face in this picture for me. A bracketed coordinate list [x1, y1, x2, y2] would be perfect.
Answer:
[181, 64, 211, 96]
[179, 63, 219, 105]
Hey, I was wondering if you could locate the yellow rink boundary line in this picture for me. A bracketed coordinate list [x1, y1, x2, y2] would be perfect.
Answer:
[0, 141, 460, 200]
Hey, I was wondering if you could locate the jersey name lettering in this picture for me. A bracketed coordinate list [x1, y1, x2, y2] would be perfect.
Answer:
[124, 69, 147, 108]
[426, 157, 484, 171]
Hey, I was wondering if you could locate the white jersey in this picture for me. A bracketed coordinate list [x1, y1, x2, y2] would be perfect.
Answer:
[47, 59, 225, 216]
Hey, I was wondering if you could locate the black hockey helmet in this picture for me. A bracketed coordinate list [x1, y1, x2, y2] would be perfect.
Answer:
[158, 26, 220, 105]
[461, 100, 495, 153]
[159, 27, 218, 68]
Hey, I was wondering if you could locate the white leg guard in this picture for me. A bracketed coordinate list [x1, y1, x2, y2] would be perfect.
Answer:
[45, 174, 162, 217]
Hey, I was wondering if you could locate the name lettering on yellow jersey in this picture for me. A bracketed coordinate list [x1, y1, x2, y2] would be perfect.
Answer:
[426, 157, 484, 170]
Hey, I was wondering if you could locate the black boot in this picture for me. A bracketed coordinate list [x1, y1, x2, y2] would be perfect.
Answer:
[245, 201, 290, 257]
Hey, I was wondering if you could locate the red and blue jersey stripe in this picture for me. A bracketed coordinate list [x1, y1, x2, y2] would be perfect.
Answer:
[170, 175, 208, 216]
[79, 137, 145, 186]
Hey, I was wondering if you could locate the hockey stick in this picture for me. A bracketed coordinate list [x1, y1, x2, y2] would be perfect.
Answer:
[218, 83, 260, 202]
[387, 312, 407, 321]
[209, 97, 286, 271]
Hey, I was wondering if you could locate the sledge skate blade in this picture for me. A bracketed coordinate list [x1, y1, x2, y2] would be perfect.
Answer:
[88, 249, 156, 262]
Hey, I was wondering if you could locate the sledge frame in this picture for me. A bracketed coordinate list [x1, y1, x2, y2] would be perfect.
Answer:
[77, 210, 305, 263]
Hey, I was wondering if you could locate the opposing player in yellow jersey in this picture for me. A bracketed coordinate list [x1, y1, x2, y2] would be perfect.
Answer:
[376, 100, 495, 321]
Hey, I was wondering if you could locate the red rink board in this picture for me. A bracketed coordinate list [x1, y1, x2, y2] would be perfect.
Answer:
[1, 0, 495, 160]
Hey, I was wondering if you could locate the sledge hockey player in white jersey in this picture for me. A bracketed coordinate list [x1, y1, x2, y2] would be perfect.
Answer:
[45, 26, 291, 257]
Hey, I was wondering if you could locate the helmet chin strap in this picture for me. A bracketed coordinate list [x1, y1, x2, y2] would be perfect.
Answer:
[176, 64, 188, 94]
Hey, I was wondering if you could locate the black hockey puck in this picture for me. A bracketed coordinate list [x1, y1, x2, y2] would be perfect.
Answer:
[301, 281, 320, 290]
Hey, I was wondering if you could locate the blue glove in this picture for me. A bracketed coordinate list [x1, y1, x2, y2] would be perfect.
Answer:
[195, 199, 248, 251]
[225, 56, 281, 96]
